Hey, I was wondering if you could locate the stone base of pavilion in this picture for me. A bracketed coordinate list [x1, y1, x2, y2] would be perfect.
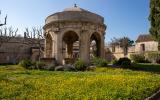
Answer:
[40, 58, 57, 65]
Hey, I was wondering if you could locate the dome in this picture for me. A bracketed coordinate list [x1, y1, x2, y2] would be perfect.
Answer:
[45, 5, 104, 26]
[63, 6, 88, 12]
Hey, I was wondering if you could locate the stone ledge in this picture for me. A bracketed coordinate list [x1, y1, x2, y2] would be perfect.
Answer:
[145, 89, 160, 100]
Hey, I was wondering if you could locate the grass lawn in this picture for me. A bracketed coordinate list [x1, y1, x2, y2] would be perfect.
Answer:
[0, 65, 160, 100]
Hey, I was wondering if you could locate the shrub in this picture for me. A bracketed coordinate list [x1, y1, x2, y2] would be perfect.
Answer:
[117, 57, 131, 67]
[111, 59, 118, 65]
[121, 61, 131, 68]
[36, 61, 46, 69]
[19, 59, 34, 69]
[92, 57, 108, 67]
[130, 54, 146, 63]
[19, 60, 56, 70]
[147, 52, 160, 63]
[74, 59, 87, 71]
[99, 60, 108, 67]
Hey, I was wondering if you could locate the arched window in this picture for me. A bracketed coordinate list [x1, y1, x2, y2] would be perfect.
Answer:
[62, 31, 79, 60]
[90, 32, 101, 59]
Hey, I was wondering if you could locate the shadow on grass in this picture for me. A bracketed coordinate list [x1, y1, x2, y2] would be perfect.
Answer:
[130, 63, 160, 74]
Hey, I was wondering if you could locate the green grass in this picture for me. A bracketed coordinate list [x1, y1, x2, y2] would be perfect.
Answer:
[0, 65, 160, 100]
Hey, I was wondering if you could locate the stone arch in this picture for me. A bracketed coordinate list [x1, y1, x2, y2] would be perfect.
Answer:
[90, 32, 101, 58]
[61, 28, 80, 39]
[62, 31, 79, 61]
[46, 33, 53, 58]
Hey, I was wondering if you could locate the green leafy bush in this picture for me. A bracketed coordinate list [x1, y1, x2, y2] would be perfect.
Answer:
[74, 59, 87, 71]
[92, 57, 108, 67]
[117, 57, 131, 67]
[121, 61, 131, 68]
[100, 60, 108, 67]
[130, 54, 146, 63]
[19, 59, 35, 69]
[111, 59, 118, 65]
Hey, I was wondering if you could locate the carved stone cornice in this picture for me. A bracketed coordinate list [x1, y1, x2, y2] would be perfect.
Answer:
[44, 21, 106, 31]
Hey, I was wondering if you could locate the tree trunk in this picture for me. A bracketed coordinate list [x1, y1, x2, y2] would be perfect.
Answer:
[123, 47, 128, 57]
[158, 43, 160, 51]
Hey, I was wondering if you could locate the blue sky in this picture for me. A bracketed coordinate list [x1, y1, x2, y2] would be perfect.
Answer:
[0, 0, 150, 43]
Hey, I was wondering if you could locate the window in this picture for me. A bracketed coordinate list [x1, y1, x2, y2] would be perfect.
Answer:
[112, 46, 115, 52]
[140, 44, 145, 51]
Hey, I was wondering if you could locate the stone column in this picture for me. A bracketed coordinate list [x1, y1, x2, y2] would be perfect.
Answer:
[53, 31, 63, 65]
[44, 36, 47, 58]
[79, 31, 90, 64]
[57, 39, 63, 64]
[100, 34, 105, 59]
[51, 31, 57, 58]
[45, 31, 53, 58]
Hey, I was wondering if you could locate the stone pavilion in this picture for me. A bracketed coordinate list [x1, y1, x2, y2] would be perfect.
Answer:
[43, 5, 106, 64]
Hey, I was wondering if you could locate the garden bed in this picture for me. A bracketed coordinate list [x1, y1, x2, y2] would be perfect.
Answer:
[0, 65, 160, 99]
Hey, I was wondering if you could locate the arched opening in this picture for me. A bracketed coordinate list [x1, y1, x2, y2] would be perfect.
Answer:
[46, 33, 53, 58]
[90, 32, 101, 59]
[62, 31, 79, 64]
[73, 41, 79, 58]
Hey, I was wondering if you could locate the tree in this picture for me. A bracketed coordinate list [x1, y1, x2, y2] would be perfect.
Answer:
[110, 37, 120, 47]
[0, 10, 7, 26]
[0, 10, 18, 48]
[149, 0, 160, 50]
[119, 37, 134, 56]
[110, 37, 134, 56]
[23, 27, 44, 62]
[0, 26, 18, 48]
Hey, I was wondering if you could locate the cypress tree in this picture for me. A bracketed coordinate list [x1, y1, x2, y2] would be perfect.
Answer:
[149, 0, 160, 50]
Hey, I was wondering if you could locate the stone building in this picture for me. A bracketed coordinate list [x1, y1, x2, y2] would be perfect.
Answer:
[135, 34, 158, 52]
[105, 44, 135, 61]
[105, 34, 159, 61]
[43, 5, 106, 64]
[0, 36, 44, 64]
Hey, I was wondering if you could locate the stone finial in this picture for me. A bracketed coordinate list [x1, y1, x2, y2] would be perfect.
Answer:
[74, 4, 77, 7]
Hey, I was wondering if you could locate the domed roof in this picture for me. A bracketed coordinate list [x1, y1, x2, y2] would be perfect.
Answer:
[45, 5, 104, 26]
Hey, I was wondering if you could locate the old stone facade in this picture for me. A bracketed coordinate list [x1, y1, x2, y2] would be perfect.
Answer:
[0, 37, 44, 64]
[106, 45, 135, 61]
[135, 34, 158, 52]
[106, 34, 159, 61]
[43, 5, 106, 64]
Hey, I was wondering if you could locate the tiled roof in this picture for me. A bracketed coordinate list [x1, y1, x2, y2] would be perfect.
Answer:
[136, 34, 155, 42]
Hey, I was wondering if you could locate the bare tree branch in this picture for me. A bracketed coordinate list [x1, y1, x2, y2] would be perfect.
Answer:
[0, 26, 18, 48]
[0, 10, 7, 26]
[23, 26, 44, 62]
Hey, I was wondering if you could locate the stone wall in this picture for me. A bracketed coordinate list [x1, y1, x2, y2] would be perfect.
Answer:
[105, 41, 159, 61]
[0, 37, 44, 64]
[135, 41, 158, 52]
